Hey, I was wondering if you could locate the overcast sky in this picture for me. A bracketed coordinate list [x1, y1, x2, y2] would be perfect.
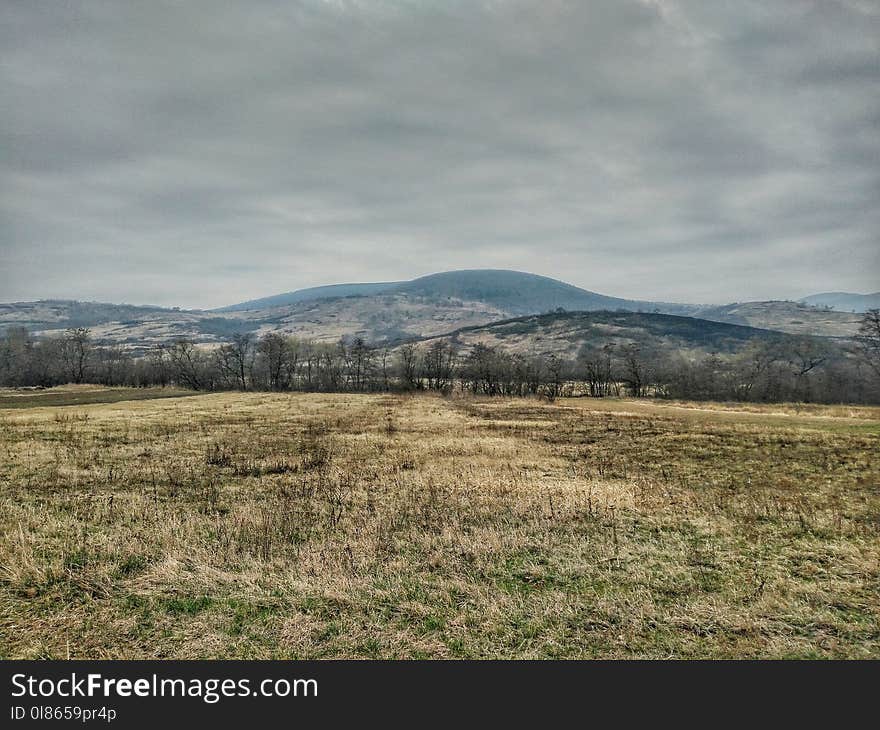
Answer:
[1, 0, 878, 309]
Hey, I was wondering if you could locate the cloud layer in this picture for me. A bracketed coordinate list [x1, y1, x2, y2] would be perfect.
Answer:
[1, 0, 878, 308]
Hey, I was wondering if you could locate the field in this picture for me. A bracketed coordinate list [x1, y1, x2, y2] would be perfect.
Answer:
[0, 386, 197, 410]
[0, 386, 878, 659]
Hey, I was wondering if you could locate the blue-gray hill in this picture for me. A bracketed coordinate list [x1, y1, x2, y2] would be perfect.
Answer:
[216, 282, 401, 312]
[217, 269, 694, 316]
[799, 292, 880, 313]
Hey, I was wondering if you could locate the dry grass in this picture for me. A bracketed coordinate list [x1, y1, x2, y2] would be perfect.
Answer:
[0, 388, 878, 659]
[0, 385, 197, 409]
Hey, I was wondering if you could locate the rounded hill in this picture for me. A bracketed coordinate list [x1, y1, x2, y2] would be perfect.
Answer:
[396, 269, 644, 315]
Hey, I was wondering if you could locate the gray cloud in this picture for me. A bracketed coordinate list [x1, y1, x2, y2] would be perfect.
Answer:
[1, 0, 878, 308]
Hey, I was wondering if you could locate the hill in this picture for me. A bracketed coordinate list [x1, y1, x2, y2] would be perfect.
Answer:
[238, 292, 509, 344]
[218, 269, 697, 316]
[799, 292, 880, 313]
[216, 281, 401, 312]
[0, 293, 509, 350]
[0, 300, 246, 352]
[694, 301, 860, 338]
[0, 300, 180, 332]
[215, 270, 863, 337]
[0, 271, 866, 349]
[412, 310, 794, 359]
[394, 269, 663, 315]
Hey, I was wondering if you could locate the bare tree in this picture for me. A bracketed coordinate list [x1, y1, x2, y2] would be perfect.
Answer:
[257, 333, 289, 390]
[97, 344, 131, 386]
[0, 327, 33, 386]
[423, 340, 457, 391]
[301, 340, 317, 390]
[856, 309, 880, 377]
[618, 343, 648, 397]
[347, 337, 375, 391]
[541, 353, 566, 401]
[146, 345, 171, 387]
[167, 339, 204, 390]
[730, 341, 778, 401]
[282, 337, 302, 390]
[579, 344, 615, 397]
[397, 343, 421, 390]
[216, 333, 253, 390]
[462, 343, 503, 395]
[61, 327, 92, 383]
[379, 347, 391, 391]
[786, 337, 830, 401]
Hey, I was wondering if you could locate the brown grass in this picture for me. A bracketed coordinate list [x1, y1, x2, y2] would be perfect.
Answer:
[0, 385, 197, 409]
[0, 388, 878, 658]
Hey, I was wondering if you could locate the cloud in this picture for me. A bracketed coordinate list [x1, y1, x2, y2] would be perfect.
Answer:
[1, 0, 878, 307]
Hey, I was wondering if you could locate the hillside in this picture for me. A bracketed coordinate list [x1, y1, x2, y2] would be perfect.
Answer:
[0, 270, 690, 347]
[240, 292, 509, 344]
[799, 292, 880, 313]
[0, 300, 230, 351]
[394, 269, 663, 315]
[219, 269, 697, 316]
[0, 293, 508, 351]
[0, 300, 177, 331]
[216, 281, 401, 312]
[0, 271, 866, 349]
[695, 301, 860, 338]
[216, 270, 863, 337]
[412, 310, 792, 359]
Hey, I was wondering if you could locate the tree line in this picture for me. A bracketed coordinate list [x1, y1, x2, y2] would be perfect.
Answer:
[1, 310, 879, 404]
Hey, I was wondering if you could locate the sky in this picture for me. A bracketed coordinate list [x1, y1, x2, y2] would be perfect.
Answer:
[1, 0, 878, 309]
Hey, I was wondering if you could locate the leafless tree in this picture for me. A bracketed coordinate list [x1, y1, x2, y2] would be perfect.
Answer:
[730, 341, 778, 401]
[347, 337, 375, 391]
[379, 347, 391, 390]
[541, 353, 566, 401]
[856, 309, 880, 377]
[61, 327, 92, 383]
[579, 344, 615, 397]
[216, 333, 253, 390]
[618, 343, 648, 397]
[257, 333, 289, 390]
[97, 345, 131, 386]
[167, 339, 204, 390]
[423, 340, 457, 391]
[785, 337, 831, 401]
[397, 343, 421, 390]
[146, 345, 171, 387]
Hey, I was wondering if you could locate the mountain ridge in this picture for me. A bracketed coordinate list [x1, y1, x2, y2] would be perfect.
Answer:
[216, 268, 695, 316]
[406, 309, 798, 360]
[216, 281, 402, 312]
[0, 270, 866, 345]
[799, 292, 880, 313]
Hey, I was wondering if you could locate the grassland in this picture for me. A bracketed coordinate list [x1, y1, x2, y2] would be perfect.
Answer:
[0, 385, 197, 409]
[0, 386, 878, 659]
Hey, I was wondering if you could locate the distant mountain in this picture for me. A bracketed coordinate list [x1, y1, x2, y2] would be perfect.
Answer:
[799, 292, 880, 313]
[0, 300, 226, 353]
[0, 271, 866, 349]
[0, 300, 179, 332]
[395, 269, 663, 315]
[693, 301, 861, 338]
[217, 269, 864, 337]
[216, 282, 401, 312]
[219, 269, 694, 316]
